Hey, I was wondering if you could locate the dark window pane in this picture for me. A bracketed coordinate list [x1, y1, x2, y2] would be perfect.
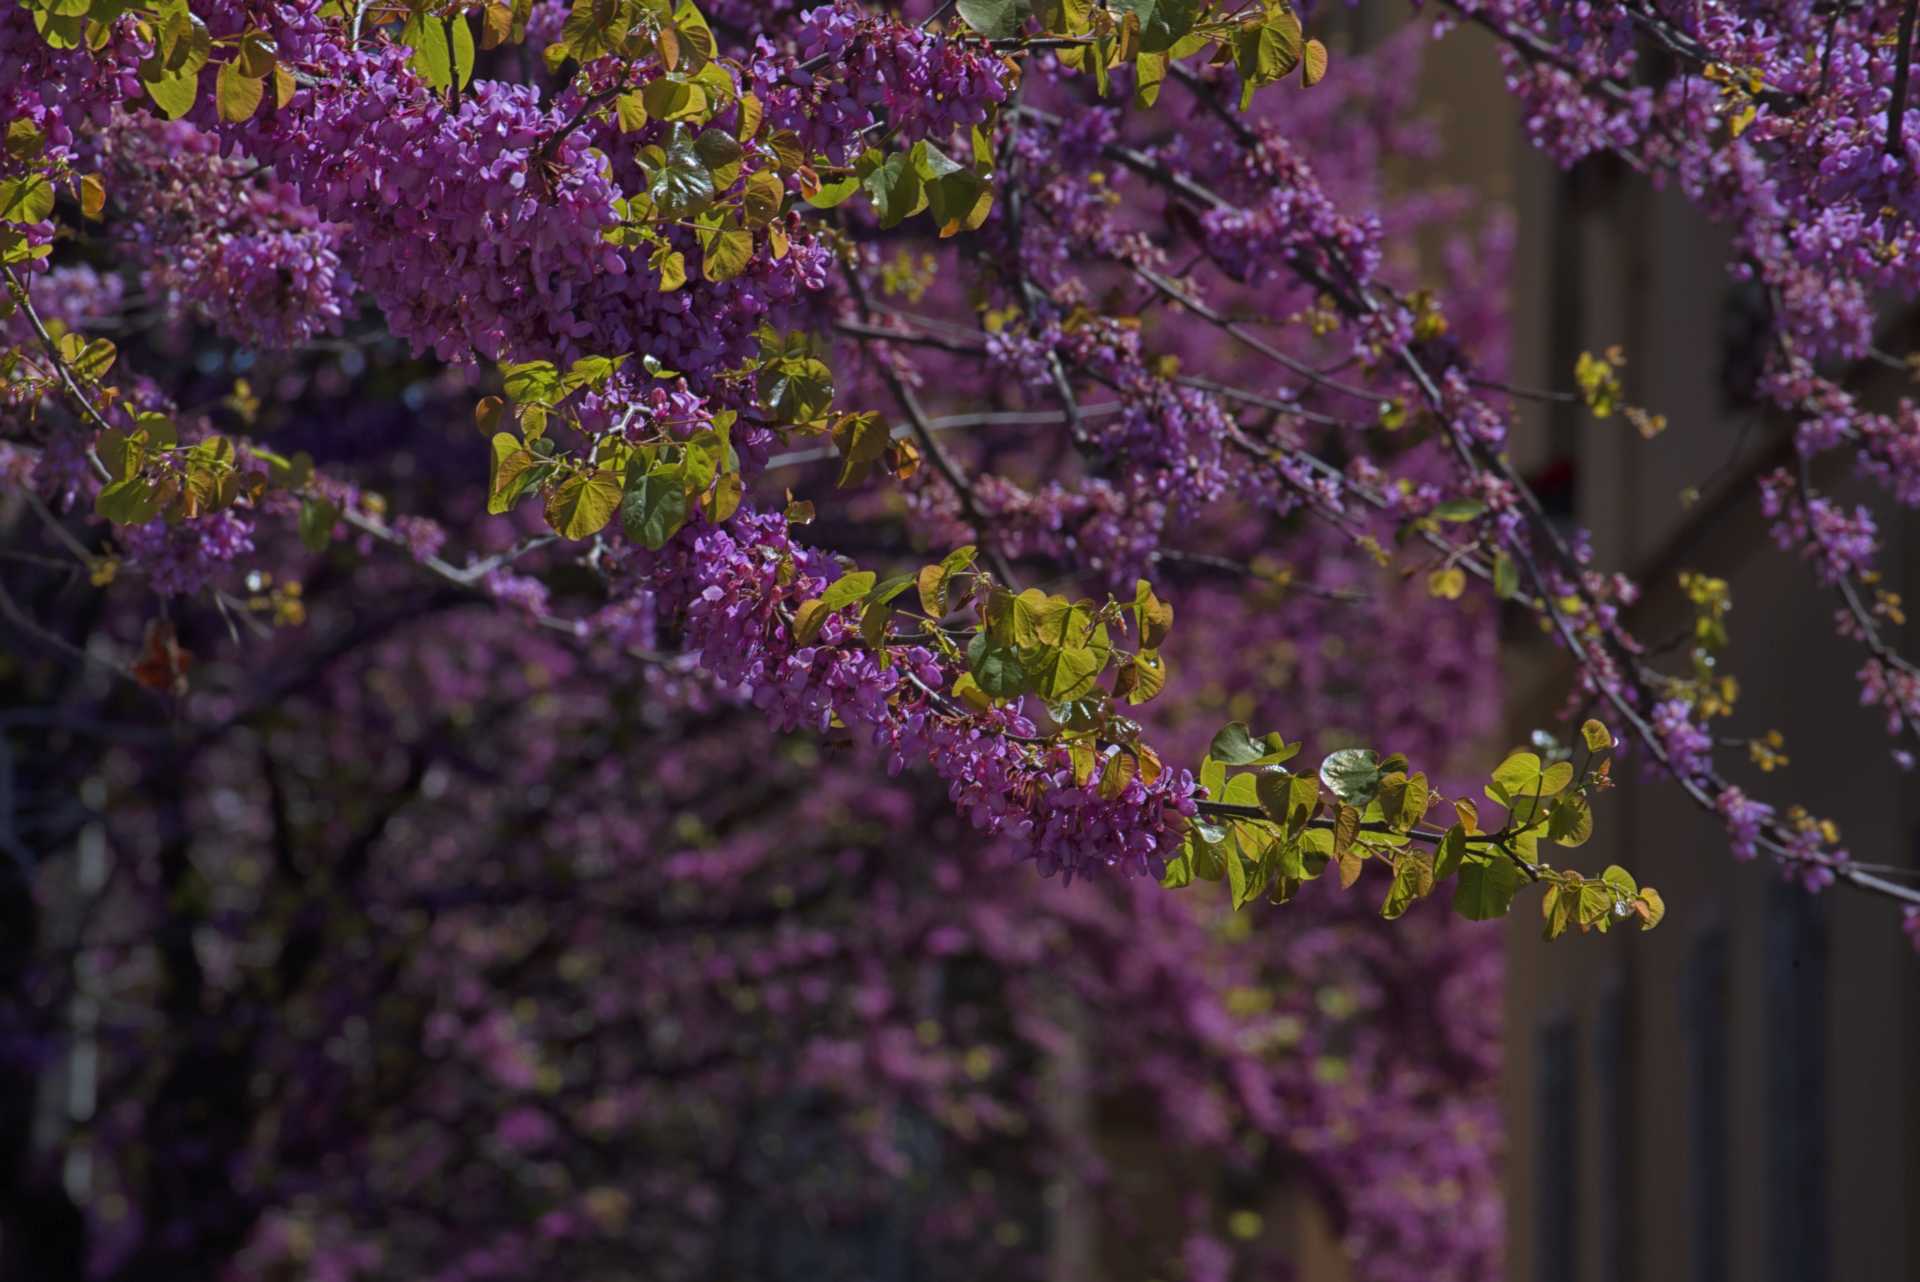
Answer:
[1686, 928, 1730, 1282]
[1765, 882, 1828, 1282]
[1537, 1017, 1579, 1282]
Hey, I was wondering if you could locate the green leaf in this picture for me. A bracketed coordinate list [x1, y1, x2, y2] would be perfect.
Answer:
[682, 430, 728, 496]
[215, 58, 263, 121]
[1034, 599, 1105, 654]
[616, 91, 649, 133]
[1254, 769, 1319, 835]
[953, 672, 995, 712]
[451, 11, 476, 90]
[649, 127, 718, 219]
[1115, 649, 1166, 705]
[832, 411, 892, 487]
[1431, 498, 1487, 522]
[501, 360, 561, 405]
[1433, 824, 1468, 880]
[1227, 824, 1271, 909]
[1223, 834, 1251, 907]
[545, 468, 621, 540]
[641, 75, 707, 122]
[1541, 883, 1578, 940]
[1098, 748, 1138, 801]
[908, 140, 964, 183]
[865, 573, 916, 607]
[620, 464, 688, 549]
[1032, 643, 1103, 703]
[1231, 11, 1302, 102]
[699, 219, 753, 282]
[804, 175, 860, 210]
[1488, 750, 1541, 800]
[1193, 764, 1224, 812]
[955, 0, 1032, 38]
[1547, 796, 1593, 846]
[863, 150, 925, 229]
[79, 173, 105, 219]
[152, 7, 213, 72]
[1319, 748, 1383, 806]
[1493, 552, 1521, 600]
[1161, 840, 1195, 889]
[926, 168, 992, 235]
[559, 0, 626, 63]
[1111, 0, 1203, 52]
[94, 477, 159, 525]
[0, 175, 55, 224]
[819, 570, 877, 612]
[402, 10, 453, 90]
[742, 168, 784, 226]
[1577, 881, 1616, 929]
[1132, 579, 1174, 648]
[1581, 719, 1614, 751]
[1381, 851, 1434, 920]
[0, 226, 52, 265]
[1302, 36, 1328, 86]
[1208, 725, 1262, 764]
[298, 497, 339, 552]
[986, 588, 1057, 649]
[1190, 821, 1228, 881]
[139, 47, 202, 119]
[693, 128, 745, 188]
[1134, 51, 1168, 107]
[1208, 722, 1298, 766]
[651, 246, 687, 291]
[562, 354, 626, 393]
[1298, 826, 1334, 878]
[967, 634, 1028, 698]
[861, 598, 894, 651]
[487, 433, 539, 514]
[1336, 806, 1367, 886]
[757, 353, 834, 423]
[58, 334, 115, 382]
[1453, 857, 1526, 921]
[791, 598, 831, 645]
[916, 544, 976, 616]
[1379, 771, 1430, 832]
[97, 429, 137, 481]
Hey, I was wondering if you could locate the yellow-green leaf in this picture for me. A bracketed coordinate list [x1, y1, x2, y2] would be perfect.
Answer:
[1381, 850, 1434, 920]
[451, 11, 476, 89]
[403, 11, 453, 90]
[215, 60, 265, 120]
[79, 172, 106, 219]
[0, 175, 55, 224]
[1301, 37, 1328, 86]
[700, 222, 753, 282]
[545, 468, 621, 539]
[487, 432, 538, 514]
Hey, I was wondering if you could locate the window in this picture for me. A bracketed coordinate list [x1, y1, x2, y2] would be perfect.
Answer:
[1593, 982, 1636, 1282]
[1685, 927, 1729, 1282]
[1764, 881, 1828, 1282]
[1535, 1017, 1578, 1282]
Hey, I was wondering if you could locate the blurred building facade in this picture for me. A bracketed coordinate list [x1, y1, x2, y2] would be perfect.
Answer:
[1061, 8, 1920, 1277]
[1490, 40, 1920, 1282]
